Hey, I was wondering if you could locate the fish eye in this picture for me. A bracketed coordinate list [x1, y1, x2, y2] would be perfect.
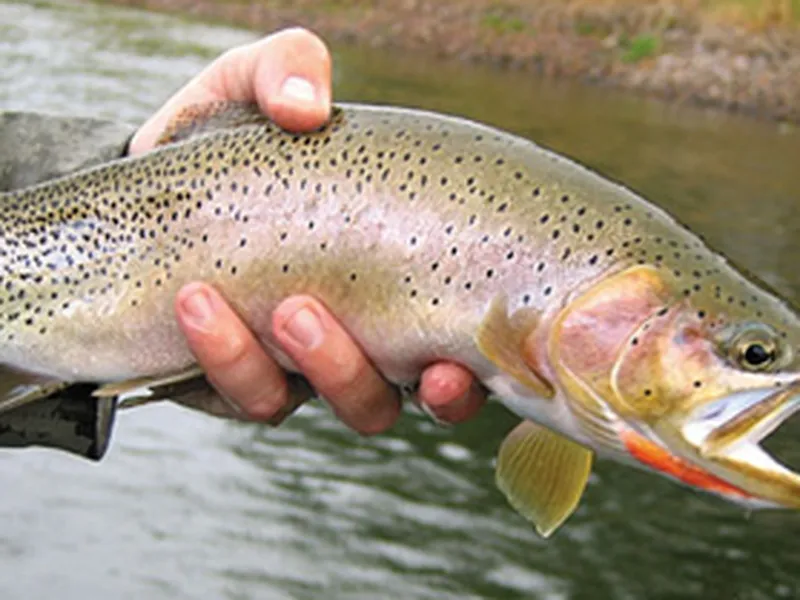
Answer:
[729, 323, 781, 372]
[740, 342, 776, 369]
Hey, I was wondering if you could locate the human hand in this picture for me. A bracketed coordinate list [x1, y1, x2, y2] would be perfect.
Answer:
[129, 28, 486, 433]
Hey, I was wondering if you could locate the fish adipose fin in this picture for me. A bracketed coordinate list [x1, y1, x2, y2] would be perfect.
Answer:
[495, 421, 594, 537]
[155, 101, 271, 146]
[476, 296, 554, 399]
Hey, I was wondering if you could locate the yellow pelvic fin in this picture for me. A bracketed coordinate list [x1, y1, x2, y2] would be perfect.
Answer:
[155, 101, 271, 146]
[495, 420, 593, 538]
[476, 296, 553, 399]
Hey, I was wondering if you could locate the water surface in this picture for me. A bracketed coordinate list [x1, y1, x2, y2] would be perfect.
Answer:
[0, 1, 799, 598]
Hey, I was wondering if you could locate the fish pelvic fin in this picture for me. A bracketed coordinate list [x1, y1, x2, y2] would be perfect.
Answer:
[155, 101, 272, 146]
[495, 420, 594, 537]
[476, 296, 554, 399]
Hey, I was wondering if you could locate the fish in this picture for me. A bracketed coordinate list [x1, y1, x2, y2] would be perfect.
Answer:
[0, 100, 799, 536]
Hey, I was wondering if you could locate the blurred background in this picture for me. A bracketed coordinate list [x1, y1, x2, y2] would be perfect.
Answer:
[0, 1, 799, 599]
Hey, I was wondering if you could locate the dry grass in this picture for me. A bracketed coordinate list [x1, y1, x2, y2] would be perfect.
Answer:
[102, 0, 800, 122]
[563, 0, 800, 28]
[692, 0, 798, 27]
[214, 0, 799, 29]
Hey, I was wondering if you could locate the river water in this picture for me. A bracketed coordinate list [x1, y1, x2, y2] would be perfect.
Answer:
[1, 1, 799, 598]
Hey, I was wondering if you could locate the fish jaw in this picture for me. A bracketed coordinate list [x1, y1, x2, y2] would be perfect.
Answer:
[552, 367, 800, 510]
[654, 380, 800, 508]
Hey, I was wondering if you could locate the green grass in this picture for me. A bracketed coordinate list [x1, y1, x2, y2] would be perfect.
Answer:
[621, 34, 659, 63]
[574, 20, 598, 36]
[481, 11, 528, 34]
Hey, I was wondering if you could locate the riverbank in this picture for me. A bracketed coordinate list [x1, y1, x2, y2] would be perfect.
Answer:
[102, 0, 800, 123]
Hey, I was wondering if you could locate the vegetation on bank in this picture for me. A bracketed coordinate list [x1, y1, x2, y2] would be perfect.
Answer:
[101, 0, 800, 122]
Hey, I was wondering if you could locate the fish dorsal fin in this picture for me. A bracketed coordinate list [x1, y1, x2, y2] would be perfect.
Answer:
[476, 296, 554, 399]
[495, 420, 593, 537]
[155, 101, 271, 146]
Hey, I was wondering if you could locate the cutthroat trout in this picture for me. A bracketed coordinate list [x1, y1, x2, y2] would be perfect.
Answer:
[1, 102, 799, 536]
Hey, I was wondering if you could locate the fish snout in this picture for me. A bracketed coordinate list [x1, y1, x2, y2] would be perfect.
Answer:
[677, 378, 800, 508]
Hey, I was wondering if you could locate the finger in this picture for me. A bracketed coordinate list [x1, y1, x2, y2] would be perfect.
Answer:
[130, 27, 332, 154]
[174, 282, 289, 422]
[250, 28, 332, 131]
[418, 363, 486, 424]
[272, 296, 401, 435]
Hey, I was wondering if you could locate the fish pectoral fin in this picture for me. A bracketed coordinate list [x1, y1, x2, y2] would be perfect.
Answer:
[155, 101, 271, 146]
[495, 420, 593, 538]
[94, 365, 206, 401]
[476, 296, 553, 398]
[0, 376, 72, 415]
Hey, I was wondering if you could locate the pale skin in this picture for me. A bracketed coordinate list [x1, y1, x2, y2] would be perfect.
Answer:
[129, 28, 486, 433]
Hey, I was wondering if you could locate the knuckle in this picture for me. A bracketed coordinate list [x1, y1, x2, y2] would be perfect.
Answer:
[218, 377, 288, 422]
[316, 357, 401, 435]
[357, 407, 400, 436]
[322, 356, 371, 400]
[209, 331, 252, 370]
[272, 27, 330, 66]
[280, 26, 315, 40]
[281, 27, 324, 48]
[241, 394, 284, 422]
[216, 45, 247, 69]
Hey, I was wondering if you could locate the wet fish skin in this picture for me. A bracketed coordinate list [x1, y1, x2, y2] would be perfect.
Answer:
[1, 102, 799, 534]
[1, 103, 783, 386]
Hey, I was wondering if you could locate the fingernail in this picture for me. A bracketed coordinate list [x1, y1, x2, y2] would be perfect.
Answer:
[181, 289, 215, 331]
[419, 402, 452, 429]
[283, 307, 324, 350]
[280, 76, 316, 103]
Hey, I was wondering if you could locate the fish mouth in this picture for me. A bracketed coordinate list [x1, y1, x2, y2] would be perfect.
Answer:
[678, 380, 800, 508]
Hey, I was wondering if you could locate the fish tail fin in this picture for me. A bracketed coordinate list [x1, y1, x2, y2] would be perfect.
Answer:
[0, 380, 116, 460]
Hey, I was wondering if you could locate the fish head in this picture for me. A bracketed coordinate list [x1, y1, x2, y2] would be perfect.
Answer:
[549, 264, 800, 509]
